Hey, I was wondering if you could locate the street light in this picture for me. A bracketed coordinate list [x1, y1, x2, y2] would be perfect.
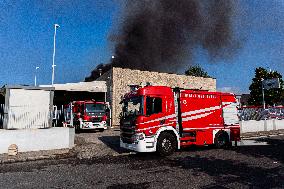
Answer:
[261, 78, 265, 109]
[109, 55, 115, 128]
[52, 24, 60, 86]
[34, 66, 40, 86]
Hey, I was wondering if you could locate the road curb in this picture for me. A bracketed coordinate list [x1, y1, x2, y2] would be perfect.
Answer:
[241, 131, 284, 139]
[0, 150, 74, 165]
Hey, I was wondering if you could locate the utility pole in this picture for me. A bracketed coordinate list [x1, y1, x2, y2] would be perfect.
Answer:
[52, 24, 60, 86]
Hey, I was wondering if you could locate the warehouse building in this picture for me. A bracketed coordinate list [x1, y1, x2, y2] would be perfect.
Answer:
[96, 67, 216, 126]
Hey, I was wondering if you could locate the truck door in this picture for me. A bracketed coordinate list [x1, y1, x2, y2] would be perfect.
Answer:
[143, 96, 164, 133]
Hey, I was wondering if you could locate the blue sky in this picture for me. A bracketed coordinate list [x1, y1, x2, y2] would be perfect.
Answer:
[0, 0, 283, 94]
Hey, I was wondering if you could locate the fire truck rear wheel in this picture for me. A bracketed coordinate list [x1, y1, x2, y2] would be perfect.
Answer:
[156, 132, 177, 156]
[214, 131, 230, 148]
[75, 125, 80, 133]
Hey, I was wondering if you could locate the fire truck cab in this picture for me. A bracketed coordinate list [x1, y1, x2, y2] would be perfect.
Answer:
[66, 100, 109, 131]
[120, 85, 240, 156]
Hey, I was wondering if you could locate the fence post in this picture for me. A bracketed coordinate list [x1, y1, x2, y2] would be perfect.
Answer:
[264, 119, 267, 131]
[239, 120, 243, 133]
[273, 119, 276, 130]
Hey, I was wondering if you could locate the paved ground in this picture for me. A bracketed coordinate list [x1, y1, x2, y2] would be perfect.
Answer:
[0, 130, 283, 188]
[0, 129, 124, 163]
[72, 129, 127, 158]
[1, 128, 283, 163]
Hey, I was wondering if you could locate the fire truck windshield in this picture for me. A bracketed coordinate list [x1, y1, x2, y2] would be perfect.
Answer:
[123, 96, 144, 116]
[85, 103, 105, 114]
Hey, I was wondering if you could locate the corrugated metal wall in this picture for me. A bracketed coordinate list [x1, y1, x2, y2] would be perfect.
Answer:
[4, 88, 53, 129]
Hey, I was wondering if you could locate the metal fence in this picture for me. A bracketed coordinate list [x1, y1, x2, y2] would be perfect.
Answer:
[0, 104, 68, 129]
[52, 105, 69, 127]
[238, 106, 284, 121]
[0, 104, 4, 129]
[2, 103, 284, 128]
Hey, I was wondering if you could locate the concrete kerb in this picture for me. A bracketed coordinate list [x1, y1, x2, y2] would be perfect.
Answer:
[241, 129, 284, 139]
[0, 148, 73, 164]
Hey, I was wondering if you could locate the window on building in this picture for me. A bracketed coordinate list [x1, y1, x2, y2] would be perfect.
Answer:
[146, 97, 162, 115]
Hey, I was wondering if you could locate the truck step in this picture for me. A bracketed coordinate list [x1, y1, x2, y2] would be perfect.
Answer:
[180, 136, 196, 142]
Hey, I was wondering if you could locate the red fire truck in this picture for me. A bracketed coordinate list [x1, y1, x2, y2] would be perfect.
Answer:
[65, 101, 109, 131]
[120, 85, 240, 156]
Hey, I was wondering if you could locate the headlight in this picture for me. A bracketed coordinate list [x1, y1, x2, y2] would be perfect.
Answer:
[132, 133, 145, 142]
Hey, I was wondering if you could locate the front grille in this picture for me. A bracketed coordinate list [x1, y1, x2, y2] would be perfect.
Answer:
[121, 135, 133, 144]
[121, 127, 135, 134]
[120, 121, 135, 144]
[91, 117, 102, 122]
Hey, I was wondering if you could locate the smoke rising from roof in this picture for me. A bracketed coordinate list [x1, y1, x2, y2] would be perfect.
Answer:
[86, 0, 240, 80]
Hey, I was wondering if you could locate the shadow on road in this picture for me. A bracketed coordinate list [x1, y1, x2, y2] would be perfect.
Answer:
[170, 137, 284, 188]
[98, 136, 129, 154]
[172, 155, 283, 188]
[86, 134, 284, 188]
[235, 137, 284, 164]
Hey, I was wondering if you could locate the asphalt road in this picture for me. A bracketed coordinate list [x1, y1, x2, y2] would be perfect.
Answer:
[0, 135, 283, 189]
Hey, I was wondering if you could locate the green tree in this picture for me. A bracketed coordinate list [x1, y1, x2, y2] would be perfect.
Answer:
[248, 67, 284, 106]
[185, 65, 211, 78]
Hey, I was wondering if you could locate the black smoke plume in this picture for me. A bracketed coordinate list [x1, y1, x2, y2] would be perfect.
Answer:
[86, 0, 239, 81]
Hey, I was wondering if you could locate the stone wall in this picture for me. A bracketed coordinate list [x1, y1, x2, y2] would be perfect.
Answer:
[98, 67, 216, 126]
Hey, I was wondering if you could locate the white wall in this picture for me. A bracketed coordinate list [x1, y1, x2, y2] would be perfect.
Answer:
[240, 119, 284, 133]
[0, 128, 74, 154]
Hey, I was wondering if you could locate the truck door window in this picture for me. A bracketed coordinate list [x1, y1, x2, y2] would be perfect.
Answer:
[80, 104, 84, 114]
[146, 97, 162, 115]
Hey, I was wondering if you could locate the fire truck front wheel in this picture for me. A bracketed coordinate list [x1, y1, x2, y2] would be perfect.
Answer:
[156, 132, 177, 156]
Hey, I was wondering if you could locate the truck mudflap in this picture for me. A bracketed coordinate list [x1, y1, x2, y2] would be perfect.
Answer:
[120, 135, 156, 153]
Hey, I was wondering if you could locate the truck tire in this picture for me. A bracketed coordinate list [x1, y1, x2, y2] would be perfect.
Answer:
[156, 132, 177, 156]
[75, 127, 80, 133]
[214, 131, 230, 148]
[74, 123, 80, 133]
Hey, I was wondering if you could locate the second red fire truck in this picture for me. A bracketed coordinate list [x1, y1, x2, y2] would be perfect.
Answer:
[120, 85, 240, 156]
[64, 100, 109, 131]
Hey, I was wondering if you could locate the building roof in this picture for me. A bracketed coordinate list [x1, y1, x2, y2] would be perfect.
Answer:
[0, 85, 55, 96]
[40, 81, 107, 92]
